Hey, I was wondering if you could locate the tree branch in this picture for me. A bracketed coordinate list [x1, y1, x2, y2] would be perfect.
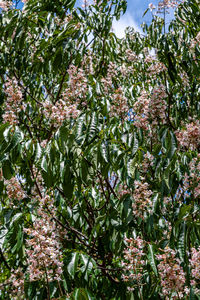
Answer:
[0, 248, 11, 270]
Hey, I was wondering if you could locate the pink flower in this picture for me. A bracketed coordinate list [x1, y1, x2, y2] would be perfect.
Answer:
[132, 179, 153, 219]
[190, 247, 200, 288]
[175, 121, 200, 150]
[0, 0, 12, 10]
[2, 78, 23, 125]
[157, 247, 189, 298]
[5, 177, 25, 202]
[122, 236, 146, 286]
[24, 196, 65, 282]
[149, 3, 156, 11]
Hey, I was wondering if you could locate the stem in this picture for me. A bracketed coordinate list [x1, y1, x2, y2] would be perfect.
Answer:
[164, 7, 166, 35]
[57, 281, 63, 296]
[44, 265, 50, 300]
[139, 287, 144, 300]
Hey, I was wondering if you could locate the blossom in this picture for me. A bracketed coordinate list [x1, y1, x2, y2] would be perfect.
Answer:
[9, 268, 25, 299]
[43, 99, 79, 127]
[190, 247, 200, 280]
[175, 121, 200, 150]
[156, 247, 189, 299]
[125, 49, 137, 62]
[149, 3, 156, 11]
[190, 247, 200, 295]
[122, 236, 146, 288]
[149, 84, 167, 125]
[157, 0, 184, 13]
[24, 197, 64, 282]
[133, 85, 167, 130]
[141, 152, 154, 173]
[43, 63, 92, 126]
[132, 179, 153, 219]
[133, 90, 150, 130]
[118, 183, 130, 198]
[2, 78, 23, 125]
[190, 32, 200, 57]
[147, 61, 167, 78]
[181, 155, 200, 202]
[67, 64, 88, 100]
[179, 70, 189, 87]
[0, 0, 12, 10]
[101, 62, 118, 94]
[110, 87, 129, 120]
[5, 177, 25, 201]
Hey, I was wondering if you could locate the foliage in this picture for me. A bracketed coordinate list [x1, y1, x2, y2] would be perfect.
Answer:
[0, 0, 200, 299]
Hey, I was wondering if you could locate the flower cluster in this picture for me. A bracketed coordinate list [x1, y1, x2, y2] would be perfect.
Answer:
[40, 139, 48, 148]
[24, 196, 64, 282]
[120, 63, 133, 77]
[67, 64, 88, 101]
[133, 90, 150, 130]
[42, 63, 91, 126]
[0, 0, 12, 10]
[3, 78, 23, 125]
[101, 62, 118, 93]
[182, 155, 200, 199]
[125, 49, 137, 62]
[110, 87, 129, 120]
[147, 61, 167, 79]
[133, 85, 167, 131]
[149, 84, 167, 126]
[98, 62, 130, 119]
[141, 152, 154, 174]
[179, 71, 189, 87]
[157, 0, 184, 13]
[161, 198, 175, 223]
[156, 247, 189, 299]
[122, 236, 146, 289]
[190, 32, 200, 50]
[5, 177, 25, 201]
[132, 180, 153, 220]
[175, 121, 200, 150]
[43, 99, 79, 127]
[118, 183, 130, 198]
[190, 247, 200, 294]
[144, 53, 156, 64]
[39, 195, 56, 214]
[162, 220, 172, 240]
[9, 268, 25, 299]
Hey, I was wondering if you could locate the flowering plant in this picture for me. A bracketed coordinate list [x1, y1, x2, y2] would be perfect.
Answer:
[0, 0, 200, 299]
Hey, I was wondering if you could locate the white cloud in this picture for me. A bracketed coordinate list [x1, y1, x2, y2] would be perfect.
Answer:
[112, 13, 142, 38]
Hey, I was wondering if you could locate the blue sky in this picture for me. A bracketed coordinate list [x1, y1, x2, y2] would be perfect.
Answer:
[113, 0, 175, 37]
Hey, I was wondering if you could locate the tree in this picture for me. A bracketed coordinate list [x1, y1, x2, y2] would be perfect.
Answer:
[0, 0, 200, 299]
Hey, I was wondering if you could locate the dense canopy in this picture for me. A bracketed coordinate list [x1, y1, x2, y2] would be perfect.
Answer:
[0, 0, 200, 299]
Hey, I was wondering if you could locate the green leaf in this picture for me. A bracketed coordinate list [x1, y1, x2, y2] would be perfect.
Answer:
[100, 142, 109, 163]
[71, 288, 93, 300]
[41, 156, 48, 172]
[2, 160, 14, 179]
[35, 143, 42, 161]
[67, 252, 79, 279]
[132, 133, 139, 155]
[177, 222, 186, 261]
[143, 8, 149, 17]
[148, 244, 158, 276]
[62, 166, 74, 199]
[80, 254, 94, 280]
